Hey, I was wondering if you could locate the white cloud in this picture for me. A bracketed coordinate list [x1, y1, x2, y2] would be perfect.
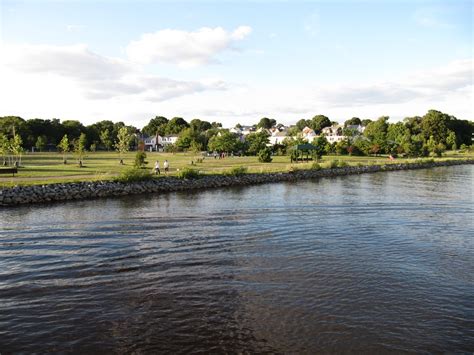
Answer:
[1, 43, 228, 102]
[125, 26, 252, 68]
[314, 59, 473, 107]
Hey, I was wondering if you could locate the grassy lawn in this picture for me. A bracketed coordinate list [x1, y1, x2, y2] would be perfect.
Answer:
[0, 150, 472, 187]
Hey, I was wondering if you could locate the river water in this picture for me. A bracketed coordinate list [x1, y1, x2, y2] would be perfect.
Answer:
[1, 166, 473, 353]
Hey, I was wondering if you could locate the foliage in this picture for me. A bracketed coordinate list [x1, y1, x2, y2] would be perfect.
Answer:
[225, 166, 248, 176]
[166, 117, 189, 135]
[100, 129, 113, 151]
[134, 151, 147, 168]
[311, 135, 328, 159]
[74, 133, 87, 166]
[115, 126, 131, 159]
[208, 131, 240, 153]
[245, 131, 270, 155]
[257, 117, 276, 129]
[57, 134, 70, 159]
[142, 116, 169, 136]
[35, 135, 47, 152]
[311, 162, 322, 170]
[176, 167, 200, 179]
[310, 115, 331, 133]
[115, 167, 153, 183]
[344, 117, 361, 126]
[258, 147, 273, 163]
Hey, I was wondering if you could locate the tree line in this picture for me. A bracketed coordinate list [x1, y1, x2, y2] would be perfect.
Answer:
[0, 110, 472, 165]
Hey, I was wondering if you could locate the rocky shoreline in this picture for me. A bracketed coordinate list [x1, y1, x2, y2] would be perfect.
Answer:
[1, 159, 472, 207]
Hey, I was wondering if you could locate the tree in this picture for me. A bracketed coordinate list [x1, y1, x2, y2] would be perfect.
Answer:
[176, 128, 204, 151]
[344, 117, 362, 127]
[166, 117, 189, 135]
[142, 116, 169, 136]
[100, 129, 113, 151]
[421, 110, 450, 144]
[425, 135, 445, 157]
[189, 119, 212, 132]
[296, 119, 310, 131]
[258, 147, 273, 162]
[134, 151, 147, 168]
[311, 135, 328, 159]
[115, 126, 131, 164]
[208, 131, 240, 153]
[57, 134, 70, 164]
[257, 117, 276, 129]
[0, 133, 9, 165]
[446, 130, 457, 150]
[361, 119, 372, 127]
[245, 131, 270, 155]
[310, 115, 331, 133]
[10, 133, 23, 167]
[35, 135, 47, 152]
[364, 116, 389, 154]
[74, 133, 87, 167]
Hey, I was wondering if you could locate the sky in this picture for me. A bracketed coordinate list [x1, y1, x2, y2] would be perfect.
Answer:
[0, 0, 472, 128]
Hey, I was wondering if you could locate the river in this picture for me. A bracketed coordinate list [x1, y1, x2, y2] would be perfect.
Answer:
[1, 165, 473, 353]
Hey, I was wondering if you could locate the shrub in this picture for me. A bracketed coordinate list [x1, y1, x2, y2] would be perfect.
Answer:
[226, 166, 248, 176]
[338, 160, 349, 167]
[311, 162, 322, 170]
[116, 168, 152, 183]
[328, 160, 339, 169]
[258, 147, 273, 163]
[134, 151, 147, 168]
[288, 166, 300, 173]
[176, 167, 200, 179]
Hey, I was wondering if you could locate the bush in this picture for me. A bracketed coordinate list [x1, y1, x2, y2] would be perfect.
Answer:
[328, 160, 339, 169]
[134, 151, 147, 168]
[258, 147, 273, 163]
[176, 168, 200, 179]
[338, 160, 349, 167]
[226, 166, 248, 176]
[311, 162, 322, 170]
[116, 168, 152, 183]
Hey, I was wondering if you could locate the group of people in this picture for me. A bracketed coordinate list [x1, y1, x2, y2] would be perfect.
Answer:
[153, 160, 169, 175]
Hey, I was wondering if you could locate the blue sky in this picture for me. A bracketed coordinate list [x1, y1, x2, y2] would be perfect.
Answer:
[0, 0, 472, 127]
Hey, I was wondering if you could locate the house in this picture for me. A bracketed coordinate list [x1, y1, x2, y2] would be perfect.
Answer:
[161, 135, 179, 146]
[321, 124, 345, 143]
[302, 126, 317, 142]
[143, 134, 161, 151]
[268, 131, 288, 145]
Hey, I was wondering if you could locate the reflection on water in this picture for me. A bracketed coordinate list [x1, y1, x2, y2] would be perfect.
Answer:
[1, 166, 473, 353]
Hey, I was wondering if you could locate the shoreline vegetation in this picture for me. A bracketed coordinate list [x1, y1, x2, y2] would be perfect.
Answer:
[1, 156, 472, 207]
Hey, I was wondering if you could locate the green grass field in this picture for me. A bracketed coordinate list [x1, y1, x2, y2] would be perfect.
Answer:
[0, 150, 472, 187]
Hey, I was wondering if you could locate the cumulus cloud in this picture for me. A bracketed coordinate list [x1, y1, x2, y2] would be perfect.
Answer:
[315, 59, 472, 107]
[2, 43, 228, 102]
[125, 26, 252, 67]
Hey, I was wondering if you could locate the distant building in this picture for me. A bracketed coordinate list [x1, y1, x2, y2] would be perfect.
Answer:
[321, 124, 345, 143]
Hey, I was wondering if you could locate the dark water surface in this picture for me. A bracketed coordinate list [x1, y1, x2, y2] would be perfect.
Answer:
[1, 166, 473, 353]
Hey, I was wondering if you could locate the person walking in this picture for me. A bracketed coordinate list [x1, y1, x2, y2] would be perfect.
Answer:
[163, 159, 169, 175]
[154, 160, 160, 175]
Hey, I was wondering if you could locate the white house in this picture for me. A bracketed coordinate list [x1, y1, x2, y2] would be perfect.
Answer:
[161, 135, 179, 146]
[268, 131, 288, 145]
[302, 126, 317, 142]
[321, 124, 345, 143]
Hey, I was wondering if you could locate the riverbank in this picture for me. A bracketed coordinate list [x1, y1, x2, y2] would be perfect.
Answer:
[1, 159, 472, 207]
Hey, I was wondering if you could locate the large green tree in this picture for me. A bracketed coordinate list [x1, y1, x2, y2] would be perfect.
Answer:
[310, 115, 331, 133]
[165, 117, 189, 135]
[245, 131, 270, 155]
[421, 110, 451, 144]
[257, 117, 276, 129]
[364, 116, 389, 154]
[142, 116, 169, 136]
[208, 131, 240, 153]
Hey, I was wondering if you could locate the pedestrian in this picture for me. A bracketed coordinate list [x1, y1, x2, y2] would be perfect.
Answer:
[154, 160, 160, 175]
[164, 159, 169, 174]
